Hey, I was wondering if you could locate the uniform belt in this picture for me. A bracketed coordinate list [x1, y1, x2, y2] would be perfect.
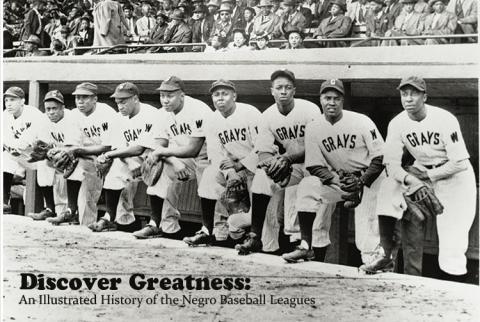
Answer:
[423, 162, 446, 170]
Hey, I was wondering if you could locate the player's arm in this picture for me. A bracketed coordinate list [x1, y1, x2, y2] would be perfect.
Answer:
[69, 144, 112, 157]
[151, 136, 205, 159]
[361, 118, 385, 187]
[104, 145, 147, 159]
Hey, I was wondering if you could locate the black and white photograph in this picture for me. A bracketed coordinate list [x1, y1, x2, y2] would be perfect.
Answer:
[1, 0, 479, 320]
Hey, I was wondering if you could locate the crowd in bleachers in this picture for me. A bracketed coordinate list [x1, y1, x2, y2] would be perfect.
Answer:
[3, 0, 477, 55]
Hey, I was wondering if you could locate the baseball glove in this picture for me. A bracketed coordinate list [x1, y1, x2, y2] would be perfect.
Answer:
[258, 155, 293, 186]
[28, 140, 55, 162]
[404, 185, 443, 222]
[222, 177, 251, 215]
[141, 156, 164, 186]
[94, 155, 113, 179]
[338, 170, 364, 208]
[47, 148, 78, 178]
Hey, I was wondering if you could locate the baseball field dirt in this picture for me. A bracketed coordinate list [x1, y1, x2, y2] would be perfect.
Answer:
[3, 215, 479, 322]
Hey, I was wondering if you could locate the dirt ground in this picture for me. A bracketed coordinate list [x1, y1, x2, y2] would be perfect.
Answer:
[2, 215, 479, 322]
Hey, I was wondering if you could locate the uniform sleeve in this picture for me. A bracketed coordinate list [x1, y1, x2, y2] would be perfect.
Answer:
[205, 117, 225, 168]
[254, 112, 277, 154]
[384, 118, 409, 182]
[189, 103, 211, 138]
[152, 109, 170, 141]
[18, 109, 47, 149]
[239, 107, 261, 172]
[442, 116, 470, 161]
[361, 115, 384, 159]
[304, 122, 329, 168]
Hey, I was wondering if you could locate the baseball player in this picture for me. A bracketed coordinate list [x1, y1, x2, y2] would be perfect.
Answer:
[234, 69, 333, 256]
[27, 90, 78, 220]
[362, 76, 476, 282]
[186, 79, 261, 245]
[93, 82, 179, 233]
[47, 82, 119, 226]
[129, 76, 214, 239]
[284, 79, 385, 263]
[3, 87, 48, 214]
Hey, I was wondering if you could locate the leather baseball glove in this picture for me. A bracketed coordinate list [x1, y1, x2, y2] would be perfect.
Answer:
[404, 185, 443, 222]
[47, 148, 78, 178]
[338, 170, 364, 208]
[222, 176, 251, 215]
[257, 155, 293, 187]
[94, 154, 113, 179]
[141, 155, 164, 186]
[28, 140, 54, 162]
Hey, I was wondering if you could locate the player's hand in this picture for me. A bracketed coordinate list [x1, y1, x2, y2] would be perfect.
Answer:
[404, 174, 424, 187]
[225, 169, 241, 182]
[405, 166, 429, 181]
[220, 159, 244, 172]
[170, 158, 190, 181]
[97, 153, 109, 164]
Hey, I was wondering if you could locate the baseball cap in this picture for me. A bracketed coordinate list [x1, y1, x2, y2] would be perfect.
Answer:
[270, 69, 296, 85]
[72, 82, 98, 95]
[209, 79, 236, 93]
[320, 79, 345, 95]
[110, 82, 139, 98]
[397, 76, 427, 92]
[4, 87, 25, 99]
[157, 76, 185, 92]
[44, 90, 64, 103]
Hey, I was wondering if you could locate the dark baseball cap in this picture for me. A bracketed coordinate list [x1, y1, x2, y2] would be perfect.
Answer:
[209, 79, 236, 93]
[156, 76, 185, 92]
[4, 87, 25, 99]
[320, 79, 345, 95]
[397, 76, 427, 92]
[72, 82, 98, 95]
[111, 82, 139, 98]
[44, 90, 64, 103]
[270, 69, 296, 85]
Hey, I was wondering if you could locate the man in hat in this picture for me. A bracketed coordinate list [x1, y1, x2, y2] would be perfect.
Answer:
[47, 82, 119, 226]
[123, 4, 138, 37]
[21, 0, 49, 48]
[184, 79, 261, 246]
[364, 76, 476, 282]
[27, 90, 78, 221]
[273, 0, 306, 39]
[132, 76, 214, 239]
[209, 3, 235, 41]
[382, 0, 425, 46]
[283, 79, 385, 264]
[384, 0, 403, 22]
[148, 11, 169, 44]
[251, 0, 281, 39]
[446, 0, 477, 40]
[136, 2, 157, 37]
[163, 9, 193, 51]
[74, 14, 94, 47]
[422, 0, 457, 45]
[346, 0, 369, 26]
[242, 6, 256, 35]
[221, 0, 245, 28]
[365, 0, 394, 46]
[192, 4, 214, 49]
[22, 35, 49, 56]
[93, 0, 129, 47]
[206, 0, 221, 21]
[3, 87, 46, 214]
[234, 70, 325, 256]
[314, 0, 352, 47]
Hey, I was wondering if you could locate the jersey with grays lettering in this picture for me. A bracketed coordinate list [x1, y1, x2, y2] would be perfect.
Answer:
[154, 96, 212, 160]
[3, 105, 47, 150]
[37, 109, 82, 147]
[305, 110, 384, 172]
[72, 103, 120, 146]
[385, 104, 469, 168]
[205, 102, 261, 172]
[255, 99, 320, 155]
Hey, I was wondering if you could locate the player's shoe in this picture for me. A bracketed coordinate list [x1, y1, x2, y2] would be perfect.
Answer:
[359, 246, 395, 274]
[183, 231, 214, 246]
[133, 225, 164, 239]
[3, 203, 12, 214]
[235, 232, 263, 255]
[88, 218, 117, 232]
[282, 246, 315, 263]
[27, 208, 56, 221]
[47, 209, 79, 225]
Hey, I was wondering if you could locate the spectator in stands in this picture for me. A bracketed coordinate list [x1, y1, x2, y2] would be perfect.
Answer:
[271, 0, 282, 16]
[382, 0, 424, 46]
[20, 0, 50, 48]
[51, 38, 67, 55]
[44, 7, 62, 40]
[422, 0, 456, 45]
[123, 4, 138, 37]
[251, 31, 276, 49]
[54, 25, 76, 50]
[206, 0, 221, 21]
[67, 6, 83, 36]
[251, 0, 280, 39]
[242, 6, 256, 35]
[204, 33, 228, 51]
[274, 0, 307, 39]
[22, 35, 49, 56]
[210, 3, 235, 41]
[446, 0, 477, 41]
[314, 0, 352, 47]
[301, 0, 318, 26]
[93, 0, 129, 47]
[226, 28, 251, 50]
[136, 2, 156, 38]
[162, 0, 176, 18]
[365, 0, 394, 45]
[163, 8, 193, 51]
[192, 5, 214, 50]
[222, 0, 245, 28]
[280, 26, 305, 48]
[317, 0, 335, 22]
[74, 14, 94, 46]
[148, 11, 169, 44]
[414, 0, 430, 13]
[346, 0, 369, 26]
[384, 0, 402, 21]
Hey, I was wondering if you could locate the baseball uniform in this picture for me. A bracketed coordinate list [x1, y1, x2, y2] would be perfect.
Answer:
[382, 104, 476, 275]
[296, 110, 385, 262]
